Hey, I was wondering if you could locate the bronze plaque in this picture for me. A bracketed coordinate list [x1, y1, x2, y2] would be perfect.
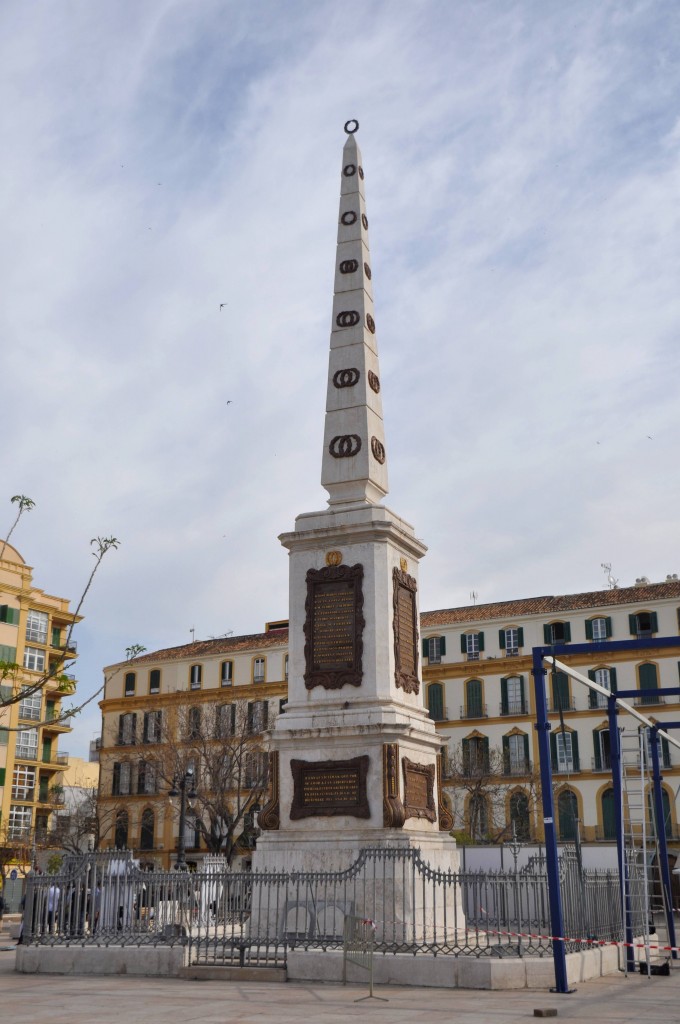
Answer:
[393, 567, 419, 694]
[290, 756, 370, 819]
[304, 564, 364, 690]
[402, 756, 436, 823]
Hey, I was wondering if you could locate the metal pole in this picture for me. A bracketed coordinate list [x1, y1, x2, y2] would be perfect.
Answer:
[608, 694, 635, 973]
[532, 647, 571, 993]
[649, 725, 677, 960]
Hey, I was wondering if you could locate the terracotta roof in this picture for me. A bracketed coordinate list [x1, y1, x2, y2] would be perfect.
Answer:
[420, 581, 680, 628]
[115, 628, 289, 668]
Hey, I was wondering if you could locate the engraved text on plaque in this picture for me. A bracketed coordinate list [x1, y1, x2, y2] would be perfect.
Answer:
[304, 564, 364, 690]
[290, 756, 370, 819]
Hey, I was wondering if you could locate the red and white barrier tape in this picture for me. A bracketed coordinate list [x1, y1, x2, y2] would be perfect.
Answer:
[477, 924, 678, 952]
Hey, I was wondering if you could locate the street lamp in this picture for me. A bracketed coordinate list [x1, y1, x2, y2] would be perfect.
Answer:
[169, 767, 197, 870]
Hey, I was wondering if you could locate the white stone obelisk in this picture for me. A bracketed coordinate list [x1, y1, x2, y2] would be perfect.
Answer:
[254, 121, 459, 881]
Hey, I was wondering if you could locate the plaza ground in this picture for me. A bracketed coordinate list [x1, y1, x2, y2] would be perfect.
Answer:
[1, 933, 679, 1024]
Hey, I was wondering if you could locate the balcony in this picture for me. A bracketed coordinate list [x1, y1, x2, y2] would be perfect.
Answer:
[591, 755, 612, 772]
[549, 698, 576, 713]
[58, 639, 78, 654]
[499, 700, 528, 716]
[503, 759, 533, 777]
[459, 703, 488, 720]
[634, 693, 666, 706]
[428, 706, 449, 723]
[551, 761, 580, 774]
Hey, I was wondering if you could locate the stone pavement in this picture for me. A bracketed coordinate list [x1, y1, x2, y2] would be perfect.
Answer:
[1, 943, 679, 1024]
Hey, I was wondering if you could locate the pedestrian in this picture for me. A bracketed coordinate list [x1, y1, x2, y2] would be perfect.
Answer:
[47, 882, 60, 934]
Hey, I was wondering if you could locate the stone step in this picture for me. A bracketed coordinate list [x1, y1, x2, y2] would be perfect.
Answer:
[178, 964, 286, 983]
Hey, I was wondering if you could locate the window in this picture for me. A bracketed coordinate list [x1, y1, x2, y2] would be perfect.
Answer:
[140, 808, 155, 850]
[465, 679, 484, 718]
[137, 760, 156, 795]
[221, 661, 233, 686]
[550, 730, 580, 772]
[114, 810, 128, 849]
[468, 794, 488, 841]
[501, 675, 525, 716]
[143, 710, 162, 743]
[461, 632, 484, 661]
[12, 765, 35, 801]
[23, 646, 45, 672]
[279, 698, 288, 714]
[462, 735, 489, 775]
[551, 671, 570, 711]
[124, 672, 136, 697]
[423, 636, 445, 664]
[25, 610, 48, 644]
[509, 791, 531, 841]
[588, 667, 616, 708]
[427, 683, 445, 721]
[638, 662, 660, 704]
[112, 761, 132, 796]
[51, 626, 61, 648]
[149, 669, 161, 694]
[543, 622, 571, 645]
[245, 750, 268, 788]
[187, 706, 202, 739]
[504, 733, 529, 774]
[118, 712, 137, 745]
[558, 790, 578, 840]
[629, 611, 658, 638]
[18, 687, 41, 721]
[216, 703, 236, 738]
[284, 654, 289, 680]
[593, 729, 611, 771]
[8, 805, 32, 839]
[586, 616, 611, 641]
[190, 664, 202, 689]
[0, 605, 20, 625]
[499, 627, 524, 656]
[248, 700, 269, 734]
[601, 788, 616, 839]
[253, 658, 265, 684]
[15, 727, 38, 760]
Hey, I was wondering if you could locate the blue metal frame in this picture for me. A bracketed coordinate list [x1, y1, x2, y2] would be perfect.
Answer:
[532, 637, 680, 991]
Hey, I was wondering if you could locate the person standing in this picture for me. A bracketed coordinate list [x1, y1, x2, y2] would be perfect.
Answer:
[47, 882, 60, 934]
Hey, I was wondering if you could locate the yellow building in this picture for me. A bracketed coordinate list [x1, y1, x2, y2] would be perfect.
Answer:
[98, 621, 288, 869]
[0, 542, 79, 858]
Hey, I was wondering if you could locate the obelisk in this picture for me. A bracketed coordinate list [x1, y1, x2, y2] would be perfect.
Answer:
[255, 121, 459, 878]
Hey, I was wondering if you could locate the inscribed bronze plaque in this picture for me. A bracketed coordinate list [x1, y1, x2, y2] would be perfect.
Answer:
[392, 567, 420, 694]
[402, 756, 436, 823]
[304, 563, 364, 690]
[290, 756, 370, 820]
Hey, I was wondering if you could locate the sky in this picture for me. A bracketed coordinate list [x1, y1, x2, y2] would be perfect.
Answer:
[1, 0, 679, 758]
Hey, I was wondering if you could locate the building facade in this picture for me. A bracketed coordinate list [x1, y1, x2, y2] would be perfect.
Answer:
[98, 581, 680, 864]
[97, 622, 288, 869]
[421, 579, 680, 846]
[0, 541, 79, 854]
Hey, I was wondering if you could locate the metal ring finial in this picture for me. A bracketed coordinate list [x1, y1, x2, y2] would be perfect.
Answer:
[344, 119, 359, 134]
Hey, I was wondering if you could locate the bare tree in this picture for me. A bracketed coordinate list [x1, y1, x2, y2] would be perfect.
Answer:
[50, 789, 120, 855]
[155, 699, 273, 866]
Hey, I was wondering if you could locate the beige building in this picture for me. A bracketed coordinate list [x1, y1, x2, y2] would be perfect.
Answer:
[98, 580, 680, 863]
[0, 541, 79, 855]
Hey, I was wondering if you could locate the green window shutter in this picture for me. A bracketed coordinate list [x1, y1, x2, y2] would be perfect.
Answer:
[440, 636, 446, 656]
[460, 634, 467, 654]
[0, 645, 17, 664]
[549, 731, 557, 770]
[0, 728, 8, 746]
[585, 619, 593, 640]
[523, 733, 530, 767]
[571, 732, 580, 771]
[499, 629, 506, 649]
[0, 684, 12, 701]
[661, 736, 670, 769]
[519, 675, 525, 708]
[428, 684, 444, 720]
[482, 736, 490, 772]
[477, 632, 484, 652]
[593, 730, 602, 770]
[500, 677, 509, 715]
[609, 667, 617, 693]
[462, 737, 470, 773]
[588, 670, 597, 708]
[543, 624, 552, 644]
[517, 627, 524, 647]
[422, 638, 429, 658]
[605, 617, 612, 638]
[563, 622, 571, 642]
[650, 611, 658, 633]
[502, 734, 509, 773]
[552, 672, 569, 710]
[0, 768, 5, 786]
[51, 627, 61, 647]
[0, 606, 6, 622]
[467, 679, 482, 716]
[628, 614, 637, 635]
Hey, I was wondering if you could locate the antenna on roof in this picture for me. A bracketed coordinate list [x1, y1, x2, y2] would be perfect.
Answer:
[600, 563, 619, 590]
[470, 590, 478, 605]
[189, 627, 195, 643]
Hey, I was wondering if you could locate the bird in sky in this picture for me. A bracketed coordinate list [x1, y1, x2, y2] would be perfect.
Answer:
[220, 303, 228, 310]
[227, 400, 232, 405]
[647, 435, 653, 440]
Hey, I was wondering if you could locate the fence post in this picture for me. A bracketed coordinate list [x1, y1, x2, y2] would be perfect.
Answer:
[532, 646, 571, 993]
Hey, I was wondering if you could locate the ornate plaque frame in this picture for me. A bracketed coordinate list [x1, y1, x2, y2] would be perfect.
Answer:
[304, 563, 364, 690]
[401, 756, 436, 823]
[392, 567, 420, 694]
[382, 743, 405, 828]
[436, 753, 453, 832]
[258, 751, 280, 831]
[290, 755, 370, 820]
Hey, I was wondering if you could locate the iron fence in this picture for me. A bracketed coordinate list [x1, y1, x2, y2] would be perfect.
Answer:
[21, 845, 641, 966]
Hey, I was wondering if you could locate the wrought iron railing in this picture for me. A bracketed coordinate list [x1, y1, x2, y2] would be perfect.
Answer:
[21, 845, 640, 965]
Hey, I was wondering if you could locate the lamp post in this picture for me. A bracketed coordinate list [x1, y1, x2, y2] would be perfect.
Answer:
[169, 768, 197, 870]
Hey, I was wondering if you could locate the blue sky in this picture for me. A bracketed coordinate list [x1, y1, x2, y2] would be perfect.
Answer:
[1, 0, 679, 756]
